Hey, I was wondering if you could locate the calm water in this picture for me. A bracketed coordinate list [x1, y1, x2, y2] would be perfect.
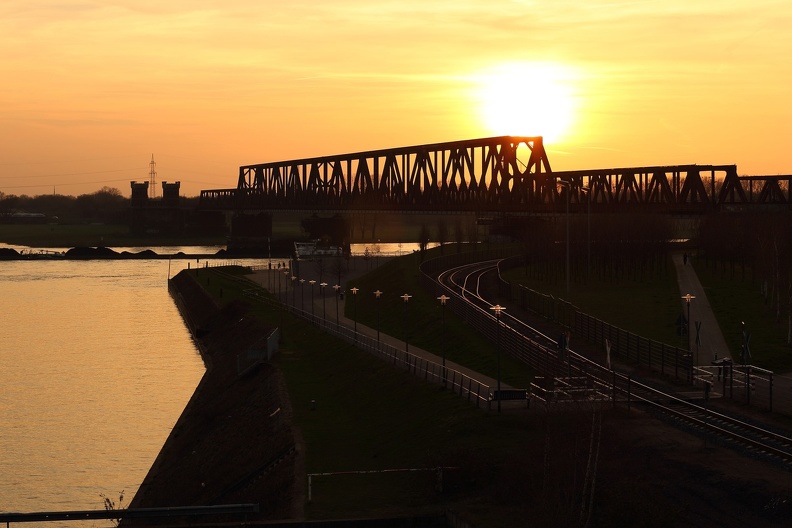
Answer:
[0, 242, 427, 524]
[0, 246, 265, 523]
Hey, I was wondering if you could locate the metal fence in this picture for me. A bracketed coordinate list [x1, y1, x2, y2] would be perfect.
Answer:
[242, 289, 493, 409]
[506, 281, 693, 383]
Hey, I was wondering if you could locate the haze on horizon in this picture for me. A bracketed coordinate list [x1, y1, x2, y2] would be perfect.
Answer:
[1, 0, 790, 198]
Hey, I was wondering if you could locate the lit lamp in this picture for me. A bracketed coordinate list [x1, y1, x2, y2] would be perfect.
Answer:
[437, 294, 450, 387]
[350, 287, 359, 338]
[374, 289, 383, 345]
[401, 293, 412, 354]
[309, 280, 316, 317]
[682, 294, 695, 354]
[490, 304, 506, 412]
[333, 284, 341, 330]
[320, 282, 327, 321]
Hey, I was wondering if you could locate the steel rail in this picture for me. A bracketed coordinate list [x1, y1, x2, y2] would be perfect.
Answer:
[433, 259, 792, 466]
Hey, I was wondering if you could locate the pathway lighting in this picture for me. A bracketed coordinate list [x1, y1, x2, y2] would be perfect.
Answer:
[309, 280, 316, 317]
[401, 293, 412, 354]
[490, 304, 506, 413]
[374, 289, 383, 345]
[438, 295, 450, 387]
[333, 284, 341, 330]
[320, 282, 327, 323]
[350, 287, 359, 338]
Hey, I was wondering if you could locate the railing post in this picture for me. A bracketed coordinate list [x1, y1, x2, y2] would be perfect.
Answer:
[612, 370, 616, 408]
[746, 366, 751, 405]
[627, 375, 632, 414]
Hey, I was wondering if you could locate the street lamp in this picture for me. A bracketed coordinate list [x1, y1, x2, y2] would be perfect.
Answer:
[291, 276, 297, 306]
[299, 279, 305, 311]
[490, 304, 506, 412]
[283, 270, 290, 303]
[581, 185, 591, 275]
[558, 179, 570, 294]
[438, 295, 450, 387]
[401, 293, 412, 354]
[320, 282, 327, 323]
[350, 287, 359, 338]
[309, 280, 316, 317]
[682, 293, 695, 358]
[374, 289, 383, 345]
[333, 284, 341, 330]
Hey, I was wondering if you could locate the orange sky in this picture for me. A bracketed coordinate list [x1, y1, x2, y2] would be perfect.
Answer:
[1, 1, 790, 198]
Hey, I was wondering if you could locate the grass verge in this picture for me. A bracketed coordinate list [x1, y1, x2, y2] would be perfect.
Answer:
[693, 260, 792, 372]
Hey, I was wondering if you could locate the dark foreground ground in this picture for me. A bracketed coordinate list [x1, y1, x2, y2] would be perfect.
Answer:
[125, 270, 792, 528]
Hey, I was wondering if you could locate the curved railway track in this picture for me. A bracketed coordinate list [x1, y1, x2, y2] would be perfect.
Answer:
[435, 259, 792, 469]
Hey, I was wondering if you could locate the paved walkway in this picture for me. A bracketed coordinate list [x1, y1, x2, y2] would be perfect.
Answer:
[673, 252, 732, 365]
[250, 260, 517, 402]
[674, 252, 792, 418]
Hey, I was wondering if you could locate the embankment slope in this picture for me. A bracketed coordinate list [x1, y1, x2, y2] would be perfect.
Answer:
[127, 270, 302, 524]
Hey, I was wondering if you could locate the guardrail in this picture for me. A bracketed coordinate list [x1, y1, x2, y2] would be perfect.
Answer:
[242, 289, 493, 408]
[0, 504, 259, 526]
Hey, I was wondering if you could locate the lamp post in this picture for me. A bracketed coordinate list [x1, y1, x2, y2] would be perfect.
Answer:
[309, 280, 316, 317]
[490, 304, 506, 412]
[438, 295, 450, 387]
[401, 293, 412, 354]
[350, 287, 359, 339]
[557, 179, 570, 294]
[333, 284, 341, 330]
[320, 282, 327, 323]
[581, 185, 591, 275]
[291, 276, 297, 306]
[682, 293, 695, 360]
[299, 279, 305, 311]
[374, 289, 382, 346]
[283, 270, 290, 304]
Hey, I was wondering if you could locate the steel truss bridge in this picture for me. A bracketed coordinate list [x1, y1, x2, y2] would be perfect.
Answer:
[199, 136, 791, 214]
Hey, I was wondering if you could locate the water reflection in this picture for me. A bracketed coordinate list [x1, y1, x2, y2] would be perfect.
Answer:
[0, 258, 245, 524]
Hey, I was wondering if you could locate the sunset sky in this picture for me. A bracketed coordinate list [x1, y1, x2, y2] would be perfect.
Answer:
[1, 1, 790, 198]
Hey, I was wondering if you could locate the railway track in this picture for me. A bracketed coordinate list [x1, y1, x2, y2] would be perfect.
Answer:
[434, 259, 792, 469]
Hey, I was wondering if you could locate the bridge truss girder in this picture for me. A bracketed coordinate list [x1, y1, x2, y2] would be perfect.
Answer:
[199, 136, 791, 213]
[209, 136, 553, 212]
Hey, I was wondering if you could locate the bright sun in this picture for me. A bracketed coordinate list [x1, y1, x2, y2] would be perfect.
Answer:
[476, 62, 579, 145]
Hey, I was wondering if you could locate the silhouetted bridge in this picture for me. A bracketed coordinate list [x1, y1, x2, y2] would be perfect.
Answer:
[199, 136, 790, 214]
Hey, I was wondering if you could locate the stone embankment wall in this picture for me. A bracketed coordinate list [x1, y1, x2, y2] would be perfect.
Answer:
[127, 270, 302, 524]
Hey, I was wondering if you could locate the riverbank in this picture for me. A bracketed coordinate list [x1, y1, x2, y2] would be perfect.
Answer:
[127, 270, 302, 524]
[0, 245, 251, 260]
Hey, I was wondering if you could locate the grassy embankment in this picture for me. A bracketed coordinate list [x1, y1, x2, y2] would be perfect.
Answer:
[693, 260, 792, 373]
[501, 255, 792, 373]
[191, 256, 542, 525]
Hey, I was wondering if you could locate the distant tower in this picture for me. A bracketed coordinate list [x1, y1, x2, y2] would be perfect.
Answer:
[148, 154, 157, 199]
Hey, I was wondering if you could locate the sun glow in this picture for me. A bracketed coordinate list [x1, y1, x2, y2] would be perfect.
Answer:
[475, 62, 579, 145]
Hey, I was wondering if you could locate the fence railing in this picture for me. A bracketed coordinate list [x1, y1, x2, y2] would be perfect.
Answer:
[507, 282, 693, 382]
[0, 504, 259, 526]
[242, 289, 493, 409]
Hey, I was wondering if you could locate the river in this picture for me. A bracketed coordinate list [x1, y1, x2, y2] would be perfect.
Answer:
[0, 246, 269, 525]
[0, 241, 431, 525]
